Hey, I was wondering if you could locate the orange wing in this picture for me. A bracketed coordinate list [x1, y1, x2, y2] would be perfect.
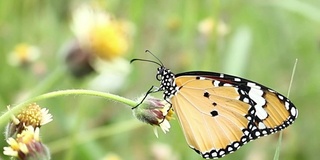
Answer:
[170, 74, 297, 159]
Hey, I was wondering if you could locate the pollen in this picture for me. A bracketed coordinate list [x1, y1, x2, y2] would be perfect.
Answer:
[16, 103, 43, 127]
[89, 22, 129, 60]
[165, 108, 175, 121]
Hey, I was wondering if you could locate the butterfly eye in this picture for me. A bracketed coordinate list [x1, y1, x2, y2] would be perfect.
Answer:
[156, 67, 164, 81]
[156, 73, 161, 81]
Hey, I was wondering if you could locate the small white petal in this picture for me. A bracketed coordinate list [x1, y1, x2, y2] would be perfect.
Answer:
[34, 127, 40, 141]
[6, 138, 18, 147]
[3, 147, 18, 156]
[159, 120, 171, 134]
[19, 143, 29, 154]
[153, 127, 159, 138]
[40, 108, 53, 125]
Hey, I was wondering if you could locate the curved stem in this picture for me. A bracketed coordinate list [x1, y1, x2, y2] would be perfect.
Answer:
[0, 89, 138, 128]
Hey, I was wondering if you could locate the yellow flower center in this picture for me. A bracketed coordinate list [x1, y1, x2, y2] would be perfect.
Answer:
[14, 44, 30, 61]
[17, 103, 42, 127]
[89, 22, 128, 60]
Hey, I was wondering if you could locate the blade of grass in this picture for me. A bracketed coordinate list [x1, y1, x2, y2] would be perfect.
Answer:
[273, 58, 298, 160]
[222, 25, 252, 75]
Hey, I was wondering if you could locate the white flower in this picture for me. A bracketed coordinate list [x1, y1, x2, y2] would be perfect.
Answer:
[3, 126, 50, 159]
[7, 43, 40, 66]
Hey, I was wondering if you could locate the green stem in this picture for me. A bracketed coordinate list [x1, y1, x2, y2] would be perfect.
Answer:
[0, 89, 138, 128]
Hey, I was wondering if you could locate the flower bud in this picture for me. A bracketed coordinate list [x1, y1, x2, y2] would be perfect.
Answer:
[5, 103, 53, 139]
[132, 96, 174, 137]
[3, 126, 51, 160]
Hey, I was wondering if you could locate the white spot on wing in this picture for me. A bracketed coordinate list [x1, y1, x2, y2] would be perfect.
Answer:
[258, 122, 266, 129]
[268, 89, 275, 93]
[290, 107, 297, 117]
[239, 89, 246, 95]
[234, 78, 241, 82]
[256, 106, 268, 120]
[211, 152, 217, 157]
[247, 82, 261, 89]
[285, 101, 290, 110]
[213, 80, 221, 86]
[234, 142, 240, 148]
[248, 88, 267, 120]
[223, 83, 233, 87]
[243, 98, 249, 103]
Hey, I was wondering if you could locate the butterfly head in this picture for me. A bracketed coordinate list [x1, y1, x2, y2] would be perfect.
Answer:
[156, 66, 178, 99]
[130, 50, 178, 99]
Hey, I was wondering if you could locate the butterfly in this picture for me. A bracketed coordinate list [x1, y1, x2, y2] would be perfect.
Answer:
[131, 50, 298, 159]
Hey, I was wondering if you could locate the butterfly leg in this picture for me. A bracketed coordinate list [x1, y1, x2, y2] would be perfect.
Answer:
[132, 85, 163, 109]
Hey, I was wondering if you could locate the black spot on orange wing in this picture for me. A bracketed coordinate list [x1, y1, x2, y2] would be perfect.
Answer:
[210, 110, 219, 117]
[204, 92, 210, 98]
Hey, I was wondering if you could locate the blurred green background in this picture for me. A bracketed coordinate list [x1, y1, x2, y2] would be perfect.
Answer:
[0, 0, 319, 160]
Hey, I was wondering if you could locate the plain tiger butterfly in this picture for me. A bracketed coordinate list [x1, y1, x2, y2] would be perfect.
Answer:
[131, 50, 298, 159]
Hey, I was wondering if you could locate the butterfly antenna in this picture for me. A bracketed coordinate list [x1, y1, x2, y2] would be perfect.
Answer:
[130, 50, 164, 67]
[145, 50, 164, 66]
[130, 58, 162, 66]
